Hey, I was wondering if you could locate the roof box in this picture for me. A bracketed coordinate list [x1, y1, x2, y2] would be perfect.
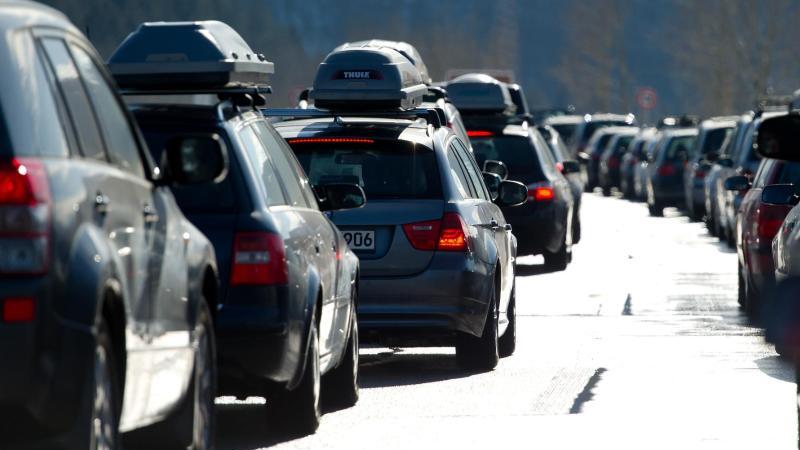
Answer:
[108, 21, 274, 90]
[334, 39, 432, 85]
[446, 73, 516, 115]
[310, 47, 427, 111]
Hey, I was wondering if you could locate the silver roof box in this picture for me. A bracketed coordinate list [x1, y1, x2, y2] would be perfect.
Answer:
[108, 21, 274, 90]
[334, 39, 432, 85]
[446, 73, 516, 115]
[310, 47, 427, 111]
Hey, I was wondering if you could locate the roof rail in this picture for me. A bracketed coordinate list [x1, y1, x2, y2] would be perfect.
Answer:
[423, 86, 448, 103]
[261, 107, 446, 128]
[121, 86, 270, 108]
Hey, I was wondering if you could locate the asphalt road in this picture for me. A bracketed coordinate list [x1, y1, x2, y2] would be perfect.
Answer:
[215, 193, 797, 450]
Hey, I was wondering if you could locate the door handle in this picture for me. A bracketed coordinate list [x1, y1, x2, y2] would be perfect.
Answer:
[477, 219, 501, 230]
[94, 193, 110, 214]
[142, 204, 159, 224]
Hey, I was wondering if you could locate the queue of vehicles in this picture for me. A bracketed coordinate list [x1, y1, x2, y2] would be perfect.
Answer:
[1, 3, 589, 448]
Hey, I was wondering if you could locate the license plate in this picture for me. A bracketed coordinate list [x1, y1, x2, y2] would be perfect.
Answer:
[343, 230, 375, 251]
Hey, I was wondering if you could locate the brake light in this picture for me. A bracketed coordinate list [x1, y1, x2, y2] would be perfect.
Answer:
[608, 156, 620, 169]
[658, 164, 676, 176]
[3, 297, 34, 322]
[0, 158, 50, 275]
[287, 138, 374, 145]
[467, 130, 494, 138]
[757, 204, 792, 242]
[528, 185, 554, 201]
[230, 232, 288, 285]
[403, 213, 470, 252]
[695, 168, 706, 178]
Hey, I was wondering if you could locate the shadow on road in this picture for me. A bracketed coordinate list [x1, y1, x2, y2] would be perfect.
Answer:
[215, 403, 303, 450]
[359, 350, 477, 389]
[754, 355, 795, 383]
[516, 263, 561, 277]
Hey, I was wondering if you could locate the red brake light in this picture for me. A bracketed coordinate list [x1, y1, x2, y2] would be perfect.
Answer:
[757, 204, 792, 241]
[695, 168, 706, 178]
[403, 219, 441, 251]
[230, 232, 288, 286]
[0, 159, 50, 205]
[467, 130, 494, 138]
[403, 213, 470, 252]
[658, 164, 676, 176]
[608, 156, 620, 169]
[287, 138, 374, 145]
[3, 297, 34, 322]
[528, 186, 555, 201]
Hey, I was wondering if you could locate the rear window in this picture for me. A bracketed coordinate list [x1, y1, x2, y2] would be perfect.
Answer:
[291, 140, 442, 200]
[698, 127, 732, 157]
[551, 124, 577, 143]
[611, 136, 633, 155]
[661, 135, 696, 161]
[581, 121, 628, 143]
[471, 135, 544, 180]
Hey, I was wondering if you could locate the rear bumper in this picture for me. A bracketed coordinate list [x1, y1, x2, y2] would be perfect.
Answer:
[504, 204, 561, 256]
[651, 177, 684, 205]
[358, 252, 493, 342]
[0, 288, 95, 448]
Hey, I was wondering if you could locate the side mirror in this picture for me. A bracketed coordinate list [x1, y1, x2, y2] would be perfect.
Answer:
[483, 160, 509, 181]
[577, 152, 590, 163]
[761, 184, 799, 206]
[495, 180, 527, 207]
[317, 183, 366, 211]
[756, 113, 800, 161]
[561, 160, 580, 174]
[482, 172, 502, 201]
[717, 157, 734, 168]
[724, 175, 750, 191]
[163, 134, 227, 185]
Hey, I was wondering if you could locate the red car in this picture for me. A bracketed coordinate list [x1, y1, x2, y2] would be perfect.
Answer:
[732, 158, 800, 315]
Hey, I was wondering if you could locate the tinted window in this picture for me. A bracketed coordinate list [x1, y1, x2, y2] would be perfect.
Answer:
[581, 121, 628, 143]
[611, 136, 634, 155]
[774, 161, 800, 185]
[551, 123, 577, 144]
[140, 127, 238, 212]
[472, 135, 545, 181]
[40, 38, 106, 161]
[251, 122, 312, 208]
[292, 141, 442, 200]
[698, 127, 732, 158]
[752, 159, 774, 189]
[592, 133, 614, 155]
[661, 136, 696, 161]
[239, 126, 287, 207]
[70, 44, 144, 177]
[454, 138, 490, 201]
[447, 144, 472, 198]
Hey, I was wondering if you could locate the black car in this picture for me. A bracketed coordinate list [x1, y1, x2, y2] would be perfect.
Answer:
[585, 126, 638, 191]
[646, 129, 698, 216]
[599, 128, 639, 196]
[111, 21, 363, 434]
[1, 5, 221, 449]
[538, 124, 584, 243]
[270, 46, 528, 370]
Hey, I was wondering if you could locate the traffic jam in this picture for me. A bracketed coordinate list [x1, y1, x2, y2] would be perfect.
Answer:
[2, 2, 800, 450]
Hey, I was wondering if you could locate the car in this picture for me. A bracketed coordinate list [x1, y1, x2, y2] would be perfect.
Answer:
[0, 6, 221, 449]
[585, 126, 638, 192]
[569, 112, 637, 161]
[111, 21, 364, 434]
[544, 114, 583, 154]
[633, 130, 662, 201]
[703, 114, 752, 245]
[682, 117, 736, 221]
[538, 124, 584, 243]
[269, 46, 528, 370]
[646, 128, 698, 216]
[726, 153, 800, 316]
[599, 127, 640, 196]
[620, 127, 657, 199]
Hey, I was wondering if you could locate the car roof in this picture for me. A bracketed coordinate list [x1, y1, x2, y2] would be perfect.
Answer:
[0, 1, 79, 33]
[586, 113, 634, 122]
[699, 117, 737, 129]
[128, 102, 257, 128]
[545, 115, 583, 125]
[660, 128, 699, 137]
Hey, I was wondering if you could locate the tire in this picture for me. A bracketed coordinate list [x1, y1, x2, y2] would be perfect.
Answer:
[648, 202, 663, 217]
[572, 213, 582, 245]
[456, 283, 499, 371]
[270, 318, 321, 435]
[602, 185, 611, 197]
[544, 238, 569, 271]
[498, 283, 516, 358]
[90, 319, 121, 450]
[737, 261, 746, 308]
[744, 271, 760, 318]
[322, 305, 359, 410]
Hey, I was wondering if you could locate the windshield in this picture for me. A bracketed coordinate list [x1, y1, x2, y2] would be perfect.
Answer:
[551, 123, 577, 144]
[291, 140, 442, 200]
[471, 135, 545, 181]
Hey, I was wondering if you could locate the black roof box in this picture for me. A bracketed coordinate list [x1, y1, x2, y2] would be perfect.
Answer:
[108, 21, 274, 90]
[446, 73, 516, 115]
[334, 39, 432, 85]
[310, 47, 427, 111]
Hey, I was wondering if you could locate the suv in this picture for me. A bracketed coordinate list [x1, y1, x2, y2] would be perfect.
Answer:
[682, 117, 735, 221]
[1, 4, 219, 449]
[646, 128, 698, 216]
[110, 21, 363, 434]
[270, 46, 528, 370]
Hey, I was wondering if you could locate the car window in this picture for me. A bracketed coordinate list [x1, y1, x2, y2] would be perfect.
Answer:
[39, 38, 106, 162]
[661, 135, 696, 161]
[551, 123, 577, 144]
[69, 44, 144, 178]
[251, 121, 312, 208]
[239, 126, 287, 207]
[292, 140, 442, 200]
[446, 144, 472, 199]
[774, 161, 800, 185]
[471, 135, 545, 182]
[454, 138, 490, 201]
[612, 136, 634, 155]
[532, 132, 560, 179]
[752, 159, 774, 189]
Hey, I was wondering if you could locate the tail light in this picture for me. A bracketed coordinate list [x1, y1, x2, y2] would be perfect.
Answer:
[403, 213, 470, 252]
[230, 232, 288, 285]
[0, 158, 51, 275]
[3, 297, 35, 322]
[467, 130, 494, 138]
[658, 164, 676, 177]
[756, 203, 792, 242]
[695, 167, 706, 178]
[528, 184, 555, 201]
[608, 156, 620, 169]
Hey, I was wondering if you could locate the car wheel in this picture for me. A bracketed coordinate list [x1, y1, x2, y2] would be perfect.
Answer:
[544, 237, 570, 271]
[737, 261, 746, 308]
[270, 317, 321, 435]
[456, 283, 499, 371]
[744, 271, 760, 318]
[726, 224, 736, 248]
[191, 301, 216, 450]
[322, 304, 359, 410]
[498, 283, 516, 358]
[90, 319, 120, 450]
[572, 213, 582, 245]
[648, 201, 663, 217]
[602, 185, 611, 197]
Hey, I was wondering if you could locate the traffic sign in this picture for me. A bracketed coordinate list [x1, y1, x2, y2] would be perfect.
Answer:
[636, 87, 658, 110]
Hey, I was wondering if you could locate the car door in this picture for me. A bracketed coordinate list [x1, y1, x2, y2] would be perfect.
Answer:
[251, 120, 340, 367]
